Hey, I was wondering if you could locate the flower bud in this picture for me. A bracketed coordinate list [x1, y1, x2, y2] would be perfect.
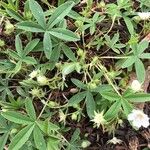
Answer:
[37, 75, 48, 85]
[4, 20, 14, 35]
[131, 80, 141, 92]
[81, 140, 91, 148]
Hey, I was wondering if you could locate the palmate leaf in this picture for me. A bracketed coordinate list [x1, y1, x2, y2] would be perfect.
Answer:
[8, 124, 34, 150]
[47, 1, 74, 29]
[49, 28, 79, 41]
[29, 0, 46, 28]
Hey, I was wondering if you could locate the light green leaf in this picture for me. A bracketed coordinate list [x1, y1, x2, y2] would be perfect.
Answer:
[68, 91, 86, 106]
[29, 0, 46, 28]
[125, 93, 150, 102]
[25, 98, 36, 120]
[121, 99, 133, 116]
[139, 53, 150, 59]
[135, 58, 145, 83]
[86, 91, 95, 118]
[23, 56, 37, 65]
[49, 28, 79, 41]
[43, 32, 52, 59]
[122, 56, 136, 68]
[47, 1, 74, 28]
[124, 17, 134, 35]
[1, 111, 34, 125]
[15, 35, 23, 57]
[62, 63, 76, 76]
[33, 125, 47, 150]
[8, 124, 34, 150]
[137, 40, 149, 54]
[17, 21, 45, 32]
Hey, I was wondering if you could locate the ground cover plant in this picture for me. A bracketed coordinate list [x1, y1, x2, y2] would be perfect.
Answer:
[0, 0, 150, 149]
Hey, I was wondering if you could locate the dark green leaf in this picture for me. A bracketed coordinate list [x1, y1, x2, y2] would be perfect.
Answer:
[43, 32, 52, 59]
[135, 58, 145, 83]
[86, 91, 95, 118]
[61, 44, 77, 62]
[0, 133, 9, 150]
[121, 99, 133, 116]
[104, 101, 121, 120]
[15, 35, 23, 57]
[29, 0, 46, 28]
[1, 111, 34, 125]
[17, 21, 45, 32]
[49, 28, 79, 41]
[25, 98, 36, 120]
[8, 124, 34, 150]
[68, 91, 86, 106]
[47, 1, 74, 28]
[33, 125, 47, 150]
[71, 78, 86, 89]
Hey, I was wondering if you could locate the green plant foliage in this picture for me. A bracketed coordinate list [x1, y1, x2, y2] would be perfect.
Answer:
[0, 0, 150, 149]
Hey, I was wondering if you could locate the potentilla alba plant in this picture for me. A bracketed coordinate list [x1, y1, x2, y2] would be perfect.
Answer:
[128, 109, 149, 129]
[91, 111, 106, 128]
[131, 80, 142, 92]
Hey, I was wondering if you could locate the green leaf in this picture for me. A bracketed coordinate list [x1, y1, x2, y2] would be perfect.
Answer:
[17, 21, 45, 32]
[49, 28, 79, 41]
[135, 58, 145, 83]
[0, 133, 9, 150]
[8, 124, 34, 150]
[6, 8, 24, 21]
[104, 100, 121, 120]
[71, 78, 86, 89]
[68, 91, 86, 106]
[86, 91, 95, 118]
[123, 17, 134, 35]
[8, 50, 20, 60]
[62, 63, 76, 76]
[61, 44, 77, 62]
[23, 56, 37, 65]
[121, 99, 133, 116]
[15, 35, 23, 57]
[43, 32, 52, 59]
[47, 137, 60, 150]
[33, 125, 47, 150]
[122, 56, 136, 68]
[29, 0, 46, 28]
[24, 39, 40, 55]
[139, 53, 150, 59]
[1, 111, 34, 125]
[25, 98, 36, 120]
[47, 1, 74, 28]
[137, 40, 149, 54]
[100, 91, 120, 101]
[125, 93, 150, 102]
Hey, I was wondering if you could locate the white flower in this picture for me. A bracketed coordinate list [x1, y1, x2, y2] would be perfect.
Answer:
[29, 70, 38, 79]
[107, 137, 123, 145]
[131, 80, 141, 92]
[91, 111, 106, 128]
[128, 109, 149, 129]
[137, 12, 150, 20]
[37, 75, 48, 85]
